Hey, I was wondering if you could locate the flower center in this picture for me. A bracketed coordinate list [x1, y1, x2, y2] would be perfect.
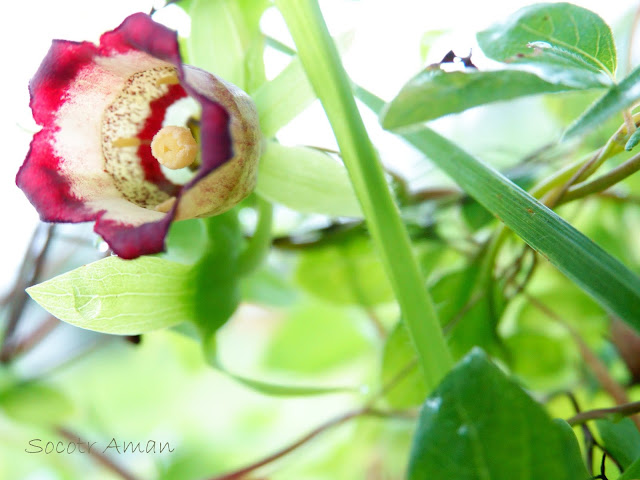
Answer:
[150, 126, 198, 169]
[101, 65, 188, 209]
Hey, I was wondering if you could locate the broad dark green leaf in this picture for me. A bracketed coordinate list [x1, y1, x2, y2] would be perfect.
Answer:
[596, 418, 640, 470]
[27, 256, 194, 335]
[295, 235, 394, 306]
[381, 322, 427, 408]
[408, 349, 589, 479]
[619, 455, 640, 479]
[564, 65, 640, 139]
[477, 3, 616, 88]
[381, 69, 576, 129]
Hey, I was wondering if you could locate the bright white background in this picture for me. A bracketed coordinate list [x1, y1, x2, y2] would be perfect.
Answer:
[1, 0, 637, 296]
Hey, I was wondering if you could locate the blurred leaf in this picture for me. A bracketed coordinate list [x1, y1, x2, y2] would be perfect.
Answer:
[27, 257, 194, 335]
[264, 301, 372, 374]
[187, 0, 268, 90]
[385, 124, 640, 333]
[295, 235, 393, 305]
[381, 322, 427, 408]
[564, 65, 640, 139]
[0, 382, 73, 426]
[619, 455, 640, 479]
[447, 294, 504, 361]
[430, 264, 479, 326]
[160, 218, 208, 264]
[362, 77, 640, 329]
[191, 213, 243, 342]
[408, 349, 589, 479]
[254, 57, 316, 137]
[257, 141, 362, 217]
[240, 265, 298, 306]
[419, 30, 446, 62]
[596, 418, 640, 470]
[381, 69, 576, 129]
[477, 3, 615, 88]
[504, 328, 573, 389]
[220, 367, 357, 396]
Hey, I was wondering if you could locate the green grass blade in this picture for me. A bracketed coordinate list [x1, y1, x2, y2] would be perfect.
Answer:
[275, 0, 452, 390]
[564, 65, 640, 139]
[400, 125, 640, 328]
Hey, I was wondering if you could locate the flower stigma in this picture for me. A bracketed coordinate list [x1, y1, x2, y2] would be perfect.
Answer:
[150, 125, 198, 170]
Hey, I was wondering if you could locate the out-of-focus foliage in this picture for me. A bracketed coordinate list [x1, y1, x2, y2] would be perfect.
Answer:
[6, 1, 640, 479]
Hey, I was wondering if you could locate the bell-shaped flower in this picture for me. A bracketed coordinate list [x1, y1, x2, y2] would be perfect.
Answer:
[16, 13, 262, 259]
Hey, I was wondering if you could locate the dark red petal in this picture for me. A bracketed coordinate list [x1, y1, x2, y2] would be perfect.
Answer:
[180, 67, 233, 188]
[100, 13, 182, 65]
[29, 39, 98, 126]
[16, 130, 95, 223]
[94, 214, 174, 260]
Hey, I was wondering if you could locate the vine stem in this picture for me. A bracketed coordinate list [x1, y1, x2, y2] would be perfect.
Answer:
[205, 407, 413, 480]
[56, 427, 140, 480]
[275, 0, 452, 389]
[567, 401, 640, 426]
[237, 196, 273, 276]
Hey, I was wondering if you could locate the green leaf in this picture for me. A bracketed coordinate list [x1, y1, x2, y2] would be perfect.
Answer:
[253, 57, 316, 137]
[27, 256, 194, 335]
[187, 0, 268, 90]
[419, 30, 446, 63]
[295, 235, 394, 305]
[381, 69, 576, 129]
[263, 301, 372, 374]
[256, 141, 363, 217]
[381, 322, 427, 408]
[596, 418, 640, 470]
[381, 122, 640, 332]
[276, 0, 452, 391]
[626, 127, 640, 151]
[0, 382, 73, 426]
[408, 349, 589, 480]
[191, 213, 243, 341]
[221, 370, 357, 396]
[619, 455, 640, 479]
[564, 65, 640, 139]
[477, 2, 616, 88]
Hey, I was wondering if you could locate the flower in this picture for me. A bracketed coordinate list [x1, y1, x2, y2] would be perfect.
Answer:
[16, 13, 262, 259]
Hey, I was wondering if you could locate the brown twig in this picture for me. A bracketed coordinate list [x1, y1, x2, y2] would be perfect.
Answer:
[56, 427, 140, 480]
[567, 400, 640, 426]
[526, 294, 640, 430]
[0, 223, 55, 363]
[205, 408, 413, 480]
[6, 316, 59, 359]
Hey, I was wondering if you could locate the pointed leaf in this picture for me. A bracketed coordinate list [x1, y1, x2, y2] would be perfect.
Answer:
[256, 141, 362, 217]
[477, 3, 616, 88]
[596, 418, 640, 470]
[381, 68, 577, 129]
[254, 57, 316, 137]
[27, 256, 194, 335]
[409, 349, 589, 479]
[564, 65, 640, 139]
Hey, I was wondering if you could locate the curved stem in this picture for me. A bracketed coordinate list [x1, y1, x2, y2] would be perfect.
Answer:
[237, 196, 273, 276]
[56, 427, 140, 480]
[205, 408, 412, 480]
[275, 0, 452, 389]
[561, 151, 640, 204]
[568, 401, 640, 426]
